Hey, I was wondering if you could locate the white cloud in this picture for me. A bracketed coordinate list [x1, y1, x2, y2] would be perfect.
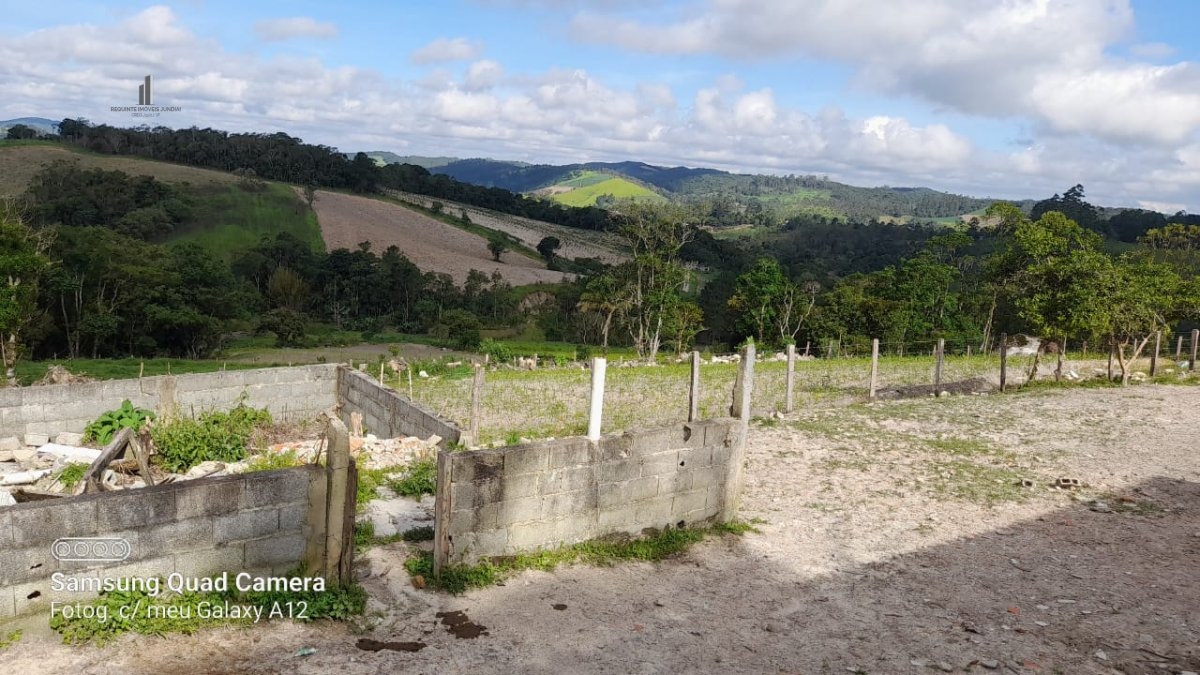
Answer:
[410, 37, 484, 64]
[1130, 42, 1176, 59]
[0, 5, 1195, 212]
[254, 17, 339, 42]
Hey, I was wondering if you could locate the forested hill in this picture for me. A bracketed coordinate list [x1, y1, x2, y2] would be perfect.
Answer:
[425, 158, 1003, 224]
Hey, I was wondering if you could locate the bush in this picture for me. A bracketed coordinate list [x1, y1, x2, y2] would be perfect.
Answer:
[479, 337, 513, 363]
[83, 400, 155, 445]
[435, 309, 482, 350]
[151, 404, 273, 473]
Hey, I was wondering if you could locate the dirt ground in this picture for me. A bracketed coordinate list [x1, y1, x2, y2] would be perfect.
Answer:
[311, 190, 572, 286]
[5, 384, 1199, 674]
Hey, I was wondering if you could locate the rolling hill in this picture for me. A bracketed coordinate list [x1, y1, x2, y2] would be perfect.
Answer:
[534, 170, 665, 207]
[0, 117, 59, 136]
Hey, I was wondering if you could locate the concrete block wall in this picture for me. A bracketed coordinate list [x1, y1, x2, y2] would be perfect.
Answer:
[0, 364, 339, 439]
[439, 420, 736, 565]
[0, 465, 326, 619]
[337, 367, 461, 445]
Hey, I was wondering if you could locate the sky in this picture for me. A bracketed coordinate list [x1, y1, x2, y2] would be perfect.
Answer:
[2, 1, 1199, 212]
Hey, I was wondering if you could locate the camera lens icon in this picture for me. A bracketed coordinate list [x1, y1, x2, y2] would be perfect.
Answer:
[51, 537, 132, 562]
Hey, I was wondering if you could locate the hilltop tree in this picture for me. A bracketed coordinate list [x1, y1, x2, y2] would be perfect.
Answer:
[487, 237, 508, 262]
[536, 236, 561, 263]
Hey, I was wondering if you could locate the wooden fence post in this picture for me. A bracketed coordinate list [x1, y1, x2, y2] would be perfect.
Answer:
[869, 338, 880, 400]
[688, 351, 701, 422]
[1192, 329, 1199, 372]
[784, 343, 796, 413]
[468, 365, 485, 446]
[722, 343, 755, 521]
[934, 338, 945, 390]
[433, 449, 452, 576]
[1055, 337, 1065, 382]
[587, 357, 607, 441]
[324, 417, 354, 585]
[999, 333, 1007, 392]
[1150, 330, 1161, 377]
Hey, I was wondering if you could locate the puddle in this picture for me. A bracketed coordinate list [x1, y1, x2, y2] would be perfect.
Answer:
[356, 638, 426, 652]
[436, 610, 488, 639]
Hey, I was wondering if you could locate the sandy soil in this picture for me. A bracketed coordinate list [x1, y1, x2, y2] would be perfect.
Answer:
[311, 190, 572, 286]
[5, 385, 1199, 674]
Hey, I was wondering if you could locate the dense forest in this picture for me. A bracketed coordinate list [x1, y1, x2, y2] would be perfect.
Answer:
[1, 120, 1197, 381]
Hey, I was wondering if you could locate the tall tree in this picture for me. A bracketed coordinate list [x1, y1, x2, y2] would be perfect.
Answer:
[0, 203, 50, 385]
[611, 203, 694, 359]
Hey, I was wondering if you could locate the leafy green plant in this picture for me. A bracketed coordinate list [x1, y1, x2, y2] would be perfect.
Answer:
[150, 403, 273, 473]
[83, 399, 155, 445]
[389, 458, 437, 498]
[478, 337, 513, 363]
[0, 629, 21, 651]
[244, 448, 304, 472]
[57, 462, 89, 488]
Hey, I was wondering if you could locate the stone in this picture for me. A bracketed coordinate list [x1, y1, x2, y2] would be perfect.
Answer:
[980, 660, 1000, 670]
[0, 450, 11, 463]
[54, 432, 85, 446]
[23, 433, 50, 447]
[12, 447, 37, 465]
[37, 443, 101, 463]
[0, 436, 21, 452]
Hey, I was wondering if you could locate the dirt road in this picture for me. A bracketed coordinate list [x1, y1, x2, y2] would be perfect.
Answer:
[5, 385, 1198, 673]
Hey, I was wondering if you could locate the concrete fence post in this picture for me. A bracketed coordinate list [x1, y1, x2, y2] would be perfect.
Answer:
[999, 333, 1008, 392]
[587, 357, 607, 441]
[469, 365, 485, 446]
[1055, 337, 1065, 382]
[324, 417, 355, 586]
[1150, 330, 1161, 377]
[1192, 329, 1199, 372]
[433, 449, 453, 576]
[869, 338, 880, 400]
[722, 343, 756, 521]
[688, 351, 701, 422]
[1176, 334, 1184, 360]
[934, 338, 945, 390]
[784, 343, 796, 413]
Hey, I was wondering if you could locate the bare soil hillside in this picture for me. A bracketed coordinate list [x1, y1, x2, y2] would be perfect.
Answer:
[388, 190, 627, 264]
[0, 144, 235, 196]
[311, 190, 572, 286]
[6, 384, 1199, 674]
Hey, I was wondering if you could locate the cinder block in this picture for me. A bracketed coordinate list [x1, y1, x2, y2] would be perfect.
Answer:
[552, 514, 596, 543]
[139, 518, 214, 553]
[175, 480, 242, 519]
[506, 522, 559, 550]
[672, 489, 708, 516]
[449, 502, 503, 533]
[706, 485, 724, 510]
[540, 466, 595, 495]
[665, 469, 693, 493]
[546, 438, 594, 468]
[245, 533, 306, 569]
[0, 544, 59, 586]
[470, 528, 508, 557]
[496, 496, 541, 525]
[275, 503, 309, 535]
[541, 489, 596, 518]
[504, 444, 547, 475]
[596, 506, 637, 531]
[634, 496, 675, 526]
[173, 545, 246, 577]
[598, 476, 658, 509]
[679, 446, 712, 468]
[597, 433, 633, 461]
[639, 450, 681, 477]
[706, 423, 735, 448]
[214, 508, 279, 543]
[96, 489, 177, 531]
[450, 451, 503, 483]
[630, 427, 682, 455]
[239, 469, 311, 509]
[454, 478, 504, 511]
[690, 466, 724, 491]
[11, 496, 98, 544]
[500, 471, 540, 500]
[711, 445, 732, 468]
[597, 460, 640, 483]
[0, 509, 11, 546]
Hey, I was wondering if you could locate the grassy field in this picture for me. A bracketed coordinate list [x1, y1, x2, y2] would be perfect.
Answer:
[13, 357, 278, 385]
[0, 140, 236, 197]
[170, 183, 324, 257]
[547, 171, 665, 207]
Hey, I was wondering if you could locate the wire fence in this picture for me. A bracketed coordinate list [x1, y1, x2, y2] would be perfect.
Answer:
[370, 331, 1198, 446]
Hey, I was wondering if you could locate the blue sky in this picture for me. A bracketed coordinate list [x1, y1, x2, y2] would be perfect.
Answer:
[3, 1, 1199, 211]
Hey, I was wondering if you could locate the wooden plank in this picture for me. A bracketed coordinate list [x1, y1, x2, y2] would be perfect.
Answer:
[82, 428, 133, 494]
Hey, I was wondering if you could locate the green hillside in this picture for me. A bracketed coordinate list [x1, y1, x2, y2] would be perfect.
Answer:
[170, 183, 324, 258]
[546, 171, 665, 207]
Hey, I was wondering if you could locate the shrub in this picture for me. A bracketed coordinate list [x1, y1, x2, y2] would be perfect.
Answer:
[83, 400, 155, 445]
[151, 404, 273, 473]
[479, 337, 513, 363]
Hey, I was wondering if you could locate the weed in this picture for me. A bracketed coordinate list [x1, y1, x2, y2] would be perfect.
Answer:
[83, 399, 155, 445]
[401, 525, 435, 542]
[356, 465, 407, 510]
[151, 403, 273, 473]
[0, 629, 20, 651]
[925, 460, 1029, 505]
[56, 462, 89, 489]
[244, 448, 304, 472]
[389, 459, 437, 498]
[405, 521, 756, 594]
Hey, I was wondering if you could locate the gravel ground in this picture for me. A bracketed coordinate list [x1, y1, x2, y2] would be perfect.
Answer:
[5, 384, 1199, 674]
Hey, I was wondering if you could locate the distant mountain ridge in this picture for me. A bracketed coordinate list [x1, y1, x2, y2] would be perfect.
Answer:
[0, 117, 59, 135]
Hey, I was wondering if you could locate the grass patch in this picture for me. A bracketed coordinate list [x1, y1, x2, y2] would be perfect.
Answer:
[356, 465, 406, 511]
[354, 521, 404, 552]
[15, 358, 274, 386]
[0, 629, 21, 651]
[926, 460, 1029, 505]
[926, 437, 1002, 456]
[390, 458, 437, 498]
[56, 462, 88, 489]
[169, 183, 324, 260]
[401, 525, 435, 542]
[405, 522, 755, 594]
[243, 448, 305, 472]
